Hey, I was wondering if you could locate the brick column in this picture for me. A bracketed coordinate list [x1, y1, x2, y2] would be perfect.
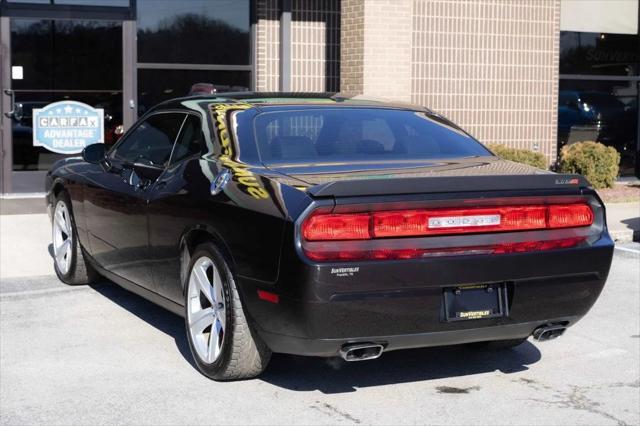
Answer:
[340, 0, 412, 101]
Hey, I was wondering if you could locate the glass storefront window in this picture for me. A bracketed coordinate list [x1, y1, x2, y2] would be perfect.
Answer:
[137, 69, 250, 115]
[11, 19, 122, 91]
[10, 19, 123, 172]
[560, 31, 639, 76]
[558, 79, 638, 176]
[7, 0, 129, 4]
[136, 0, 250, 65]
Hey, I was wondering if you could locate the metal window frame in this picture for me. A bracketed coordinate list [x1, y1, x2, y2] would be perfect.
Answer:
[1, 16, 12, 194]
[0, 0, 135, 20]
[279, 0, 291, 91]
[137, 63, 253, 72]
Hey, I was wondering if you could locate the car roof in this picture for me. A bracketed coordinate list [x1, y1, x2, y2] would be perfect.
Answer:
[149, 92, 431, 114]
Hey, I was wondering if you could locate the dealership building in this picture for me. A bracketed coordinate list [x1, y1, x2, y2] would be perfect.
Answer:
[0, 0, 638, 194]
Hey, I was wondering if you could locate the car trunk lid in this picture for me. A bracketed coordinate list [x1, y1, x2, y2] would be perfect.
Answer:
[265, 156, 590, 197]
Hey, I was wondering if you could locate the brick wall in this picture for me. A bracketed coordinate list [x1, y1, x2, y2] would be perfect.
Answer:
[255, 0, 280, 91]
[411, 0, 560, 163]
[340, 0, 365, 95]
[292, 0, 341, 92]
[256, 0, 341, 92]
[341, 0, 413, 101]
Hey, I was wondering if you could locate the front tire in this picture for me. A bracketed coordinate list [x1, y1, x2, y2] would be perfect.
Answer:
[52, 191, 99, 285]
[184, 242, 271, 380]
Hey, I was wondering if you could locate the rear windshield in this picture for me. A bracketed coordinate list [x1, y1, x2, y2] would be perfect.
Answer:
[253, 108, 491, 164]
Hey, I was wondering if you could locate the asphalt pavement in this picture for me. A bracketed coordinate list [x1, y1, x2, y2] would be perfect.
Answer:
[1, 213, 639, 425]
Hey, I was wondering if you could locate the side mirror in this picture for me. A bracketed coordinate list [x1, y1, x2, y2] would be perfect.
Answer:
[82, 143, 107, 164]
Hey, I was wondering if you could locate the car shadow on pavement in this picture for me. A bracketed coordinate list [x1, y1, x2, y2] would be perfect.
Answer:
[260, 342, 541, 394]
[90, 281, 198, 370]
[89, 278, 542, 393]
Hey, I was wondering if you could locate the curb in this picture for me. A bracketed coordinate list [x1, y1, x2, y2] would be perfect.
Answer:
[610, 229, 640, 244]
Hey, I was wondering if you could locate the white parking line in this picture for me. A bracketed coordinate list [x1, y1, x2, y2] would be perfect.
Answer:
[615, 246, 640, 254]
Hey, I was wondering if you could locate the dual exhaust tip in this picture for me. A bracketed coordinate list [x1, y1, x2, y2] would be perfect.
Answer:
[533, 324, 566, 341]
[339, 324, 568, 361]
[340, 343, 384, 362]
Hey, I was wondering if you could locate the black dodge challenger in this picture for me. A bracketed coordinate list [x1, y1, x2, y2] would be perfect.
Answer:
[46, 93, 614, 380]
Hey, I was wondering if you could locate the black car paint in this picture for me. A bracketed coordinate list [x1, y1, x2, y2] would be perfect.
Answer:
[46, 93, 614, 357]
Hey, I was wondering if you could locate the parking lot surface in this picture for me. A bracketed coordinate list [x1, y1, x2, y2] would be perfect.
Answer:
[1, 214, 639, 425]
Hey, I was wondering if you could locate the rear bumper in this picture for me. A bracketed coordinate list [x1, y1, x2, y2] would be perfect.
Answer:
[238, 238, 613, 357]
[259, 317, 579, 357]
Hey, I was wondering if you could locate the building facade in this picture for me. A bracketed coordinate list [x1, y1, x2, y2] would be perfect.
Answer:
[1, 0, 638, 194]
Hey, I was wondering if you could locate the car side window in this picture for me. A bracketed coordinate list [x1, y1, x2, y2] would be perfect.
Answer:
[170, 115, 205, 165]
[111, 113, 186, 166]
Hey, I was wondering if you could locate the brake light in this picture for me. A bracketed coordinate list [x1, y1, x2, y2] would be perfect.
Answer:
[548, 204, 594, 228]
[302, 213, 370, 241]
[302, 204, 593, 241]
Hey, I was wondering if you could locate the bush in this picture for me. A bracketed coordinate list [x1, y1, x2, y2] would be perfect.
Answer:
[558, 141, 620, 189]
[487, 144, 548, 170]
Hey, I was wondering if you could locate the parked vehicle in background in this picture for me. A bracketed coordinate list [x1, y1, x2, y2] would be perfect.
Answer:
[46, 93, 614, 380]
[558, 89, 637, 175]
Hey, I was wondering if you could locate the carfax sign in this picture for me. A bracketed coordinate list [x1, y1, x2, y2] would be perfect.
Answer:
[33, 100, 104, 154]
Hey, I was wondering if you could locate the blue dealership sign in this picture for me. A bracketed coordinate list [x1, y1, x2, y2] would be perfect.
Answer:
[33, 101, 104, 154]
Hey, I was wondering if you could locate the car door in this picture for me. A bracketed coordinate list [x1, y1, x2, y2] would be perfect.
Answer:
[84, 112, 187, 288]
[147, 113, 209, 303]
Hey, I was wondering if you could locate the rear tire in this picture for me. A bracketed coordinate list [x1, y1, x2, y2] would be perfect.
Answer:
[52, 191, 99, 285]
[184, 242, 271, 380]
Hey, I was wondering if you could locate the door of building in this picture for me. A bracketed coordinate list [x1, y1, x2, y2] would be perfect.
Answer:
[1, 18, 123, 194]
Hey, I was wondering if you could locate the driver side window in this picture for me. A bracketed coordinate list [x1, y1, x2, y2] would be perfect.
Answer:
[111, 113, 186, 166]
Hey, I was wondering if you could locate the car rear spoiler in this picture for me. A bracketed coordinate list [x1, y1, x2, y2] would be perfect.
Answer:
[307, 174, 591, 197]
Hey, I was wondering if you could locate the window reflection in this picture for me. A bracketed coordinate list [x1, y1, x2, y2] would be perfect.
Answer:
[138, 69, 250, 115]
[560, 31, 639, 76]
[137, 0, 250, 65]
[559, 80, 638, 176]
[11, 19, 122, 91]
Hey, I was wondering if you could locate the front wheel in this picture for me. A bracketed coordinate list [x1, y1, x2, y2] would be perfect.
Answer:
[52, 191, 98, 285]
[184, 242, 271, 380]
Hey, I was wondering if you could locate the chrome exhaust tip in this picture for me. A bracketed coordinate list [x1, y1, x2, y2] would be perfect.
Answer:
[533, 324, 566, 341]
[339, 343, 384, 361]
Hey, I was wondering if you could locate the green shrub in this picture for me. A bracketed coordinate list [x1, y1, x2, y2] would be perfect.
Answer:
[558, 141, 620, 189]
[487, 144, 548, 170]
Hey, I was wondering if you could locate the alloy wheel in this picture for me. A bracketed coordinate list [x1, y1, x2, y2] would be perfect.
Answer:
[187, 256, 226, 364]
[52, 200, 73, 275]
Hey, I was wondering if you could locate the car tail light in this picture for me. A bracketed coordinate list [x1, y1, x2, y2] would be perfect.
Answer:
[548, 204, 594, 228]
[302, 213, 371, 241]
[301, 202, 594, 261]
[373, 206, 548, 237]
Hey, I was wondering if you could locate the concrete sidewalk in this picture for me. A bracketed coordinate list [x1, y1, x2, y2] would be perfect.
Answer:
[606, 202, 640, 243]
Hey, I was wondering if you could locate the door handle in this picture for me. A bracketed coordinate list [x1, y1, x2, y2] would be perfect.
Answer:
[3, 90, 15, 119]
